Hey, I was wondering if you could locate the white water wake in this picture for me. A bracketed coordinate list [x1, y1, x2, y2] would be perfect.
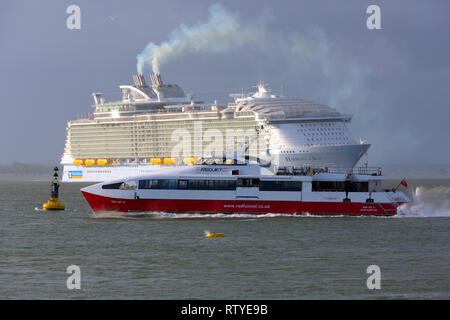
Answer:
[397, 186, 450, 217]
[90, 211, 353, 220]
[91, 211, 300, 220]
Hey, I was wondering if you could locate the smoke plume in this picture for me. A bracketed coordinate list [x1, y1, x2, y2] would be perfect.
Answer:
[136, 4, 268, 74]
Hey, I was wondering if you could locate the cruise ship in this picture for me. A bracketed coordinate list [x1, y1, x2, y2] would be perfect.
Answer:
[61, 73, 370, 182]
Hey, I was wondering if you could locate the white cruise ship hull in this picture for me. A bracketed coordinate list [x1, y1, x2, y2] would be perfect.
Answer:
[273, 144, 370, 169]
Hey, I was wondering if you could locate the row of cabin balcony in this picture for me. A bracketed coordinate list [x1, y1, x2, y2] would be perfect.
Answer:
[69, 137, 261, 145]
[68, 125, 260, 136]
[93, 103, 226, 113]
[69, 119, 258, 130]
[69, 144, 248, 151]
[71, 111, 256, 124]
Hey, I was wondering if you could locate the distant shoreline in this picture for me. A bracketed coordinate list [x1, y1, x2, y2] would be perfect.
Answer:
[0, 162, 54, 176]
[0, 174, 52, 182]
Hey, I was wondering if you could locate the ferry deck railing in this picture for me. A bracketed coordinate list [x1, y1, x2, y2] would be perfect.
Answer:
[275, 166, 382, 176]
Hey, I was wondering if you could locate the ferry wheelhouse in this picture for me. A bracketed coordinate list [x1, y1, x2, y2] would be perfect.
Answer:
[81, 159, 409, 216]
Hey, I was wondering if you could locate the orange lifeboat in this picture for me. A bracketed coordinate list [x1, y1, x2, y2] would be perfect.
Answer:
[97, 159, 109, 166]
[85, 159, 96, 166]
[183, 157, 196, 165]
[150, 158, 162, 165]
[163, 157, 177, 165]
[73, 159, 84, 166]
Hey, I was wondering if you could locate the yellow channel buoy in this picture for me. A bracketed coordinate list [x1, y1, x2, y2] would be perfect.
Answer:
[42, 166, 65, 211]
[205, 231, 224, 238]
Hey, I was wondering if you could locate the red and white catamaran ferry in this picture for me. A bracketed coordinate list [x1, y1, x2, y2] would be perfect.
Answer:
[81, 158, 409, 216]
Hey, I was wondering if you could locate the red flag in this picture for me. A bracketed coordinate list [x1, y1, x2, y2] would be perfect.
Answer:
[400, 179, 408, 188]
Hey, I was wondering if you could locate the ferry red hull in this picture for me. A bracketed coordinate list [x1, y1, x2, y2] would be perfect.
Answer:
[82, 191, 401, 216]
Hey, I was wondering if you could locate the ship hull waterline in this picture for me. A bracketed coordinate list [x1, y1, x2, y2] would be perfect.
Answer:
[81, 191, 403, 216]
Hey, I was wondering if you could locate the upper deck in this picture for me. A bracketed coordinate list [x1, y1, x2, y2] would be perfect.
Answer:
[71, 74, 352, 126]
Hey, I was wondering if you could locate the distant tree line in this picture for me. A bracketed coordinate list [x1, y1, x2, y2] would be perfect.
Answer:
[0, 162, 54, 175]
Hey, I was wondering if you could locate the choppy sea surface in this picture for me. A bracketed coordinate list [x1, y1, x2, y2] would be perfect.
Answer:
[0, 178, 449, 299]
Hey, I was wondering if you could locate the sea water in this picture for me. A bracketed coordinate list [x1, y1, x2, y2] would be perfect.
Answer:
[0, 178, 449, 299]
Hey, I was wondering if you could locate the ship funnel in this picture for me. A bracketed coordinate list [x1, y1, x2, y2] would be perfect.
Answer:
[132, 74, 148, 88]
[150, 73, 163, 88]
[92, 92, 104, 105]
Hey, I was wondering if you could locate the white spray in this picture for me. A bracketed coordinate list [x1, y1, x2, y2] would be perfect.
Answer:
[398, 186, 450, 217]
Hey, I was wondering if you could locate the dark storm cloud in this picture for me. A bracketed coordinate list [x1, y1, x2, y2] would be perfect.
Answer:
[0, 0, 449, 166]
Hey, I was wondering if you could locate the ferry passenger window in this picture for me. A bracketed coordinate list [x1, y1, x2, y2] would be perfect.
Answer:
[188, 180, 199, 190]
[260, 181, 302, 191]
[138, 180, 150, 189]
[347, 182, 368, 192]
[197, 180, 208, 190]
[221, 180, 236, 190]
[102, 182, 124, 189]
[237, 178, 260, 188]
[168, 179, 177, 189]
[158, 180, 169, 189]
[214, 180, 233, 190]
[151, 180, 160, 189]
[178, 180, 188, 189]
[312, 181, 356, 192]
[214, 180, 223, 190]
[140, 179, 157, 189]
[119, 181, 137, 190]
[313, 181, 335, 191]
[361, 182, 368, 192]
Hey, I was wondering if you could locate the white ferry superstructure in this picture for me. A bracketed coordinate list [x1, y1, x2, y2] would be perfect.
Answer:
[61, 73, 370, 182]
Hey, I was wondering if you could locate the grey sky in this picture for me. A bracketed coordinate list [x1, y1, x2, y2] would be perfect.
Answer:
[1, 0, 449, 167]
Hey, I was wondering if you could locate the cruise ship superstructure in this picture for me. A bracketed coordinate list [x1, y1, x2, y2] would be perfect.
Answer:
[61, 74, 370, 182]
